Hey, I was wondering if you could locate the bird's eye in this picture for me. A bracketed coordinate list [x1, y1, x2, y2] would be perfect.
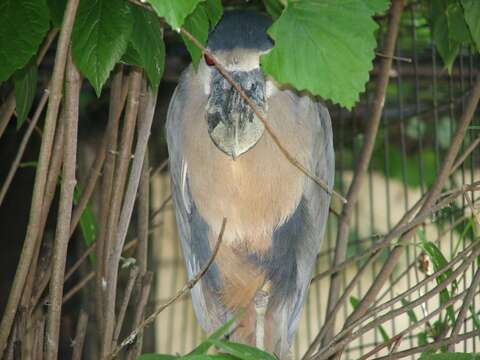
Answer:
[204, 53, 215, 67]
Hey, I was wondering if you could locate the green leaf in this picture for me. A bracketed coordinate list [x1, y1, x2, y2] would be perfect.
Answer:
[190, 310, 244, 355]
[400, 298, 418, 323]
[434, 12, 459, 73]
[147, 0, 202, 29]
[182, 355, 240, 360]
[461, 0, 480, 51]
[260, 0, 389, 109]
[418, 231, 457, 325]
[203, 0, 223, 27]
[127, 5, 165, 88]
[420, 353, 480, 360]
[208, 339, 276, 360]
[0, 0, 50, 82]
[137, 355, 178, 360]
[13, 60, 38, 129]
[417, 331, 428, 347]
[73, 186, 97, 264]
[262, 0, 284, 20]
[446, 2, 471, 43]
[47, 0, 66, 28]
[181, 0, 223, 67]
[72, 0, 134, 96]
[181, 5, 209, 67]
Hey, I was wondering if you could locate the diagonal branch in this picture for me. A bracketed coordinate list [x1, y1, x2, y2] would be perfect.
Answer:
[319, 0, 406, 350]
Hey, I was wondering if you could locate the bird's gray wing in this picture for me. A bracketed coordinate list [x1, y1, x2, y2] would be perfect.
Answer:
[166, 70, 227, 332]
[267, 92, 334, 348]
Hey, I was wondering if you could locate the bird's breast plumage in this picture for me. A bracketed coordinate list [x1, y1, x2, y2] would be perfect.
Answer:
[183, 86, 314, 254]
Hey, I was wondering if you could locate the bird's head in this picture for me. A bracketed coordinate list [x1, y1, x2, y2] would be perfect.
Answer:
[200, 11, 274, 160]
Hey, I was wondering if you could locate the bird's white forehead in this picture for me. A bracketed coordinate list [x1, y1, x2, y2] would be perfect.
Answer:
[199, 48, 279, 97]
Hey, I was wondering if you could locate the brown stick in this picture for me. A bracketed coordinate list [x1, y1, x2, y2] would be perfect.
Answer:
[112, 266, 140, 346]
[127, 272, 153, 359]
[373, 331, 480, 360]
[0, 88, 49, 206]
[321, 0, 406, 349]
[95, 65, 125, 334]
[109, 217, 228, 359]
[447, 266, 480, 351]
[32, 317, 45, 360]
[62, 239, 139, 304]
[0, 0, 80, 354]
[71, 310, 89, 360]
[70, 68, 129, 235]
[101, 69, 143, 358]
[26, 121, 66, 314]
[45, 50, 81, 360]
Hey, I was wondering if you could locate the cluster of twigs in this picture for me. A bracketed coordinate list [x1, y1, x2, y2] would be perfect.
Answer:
[0, 0, 159, 357]
[0, 0, 479, 359]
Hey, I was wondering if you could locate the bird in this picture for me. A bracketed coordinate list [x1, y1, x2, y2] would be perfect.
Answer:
[166, 10, 334, 359]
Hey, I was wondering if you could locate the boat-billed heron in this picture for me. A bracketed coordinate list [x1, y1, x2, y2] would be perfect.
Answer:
[166, 10, 334, 358]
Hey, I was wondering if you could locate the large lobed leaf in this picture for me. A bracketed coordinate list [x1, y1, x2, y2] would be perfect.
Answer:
[125, 5, 165, 88]
[72, 0, 133, 96]
[260, 0, 390, 109]
[147, 0, 202, 30]
[0, 0, 50, 83]
[182, 0, 224, 67]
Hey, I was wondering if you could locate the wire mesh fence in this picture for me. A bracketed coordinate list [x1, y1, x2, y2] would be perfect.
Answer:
[149, 4, 480, 358]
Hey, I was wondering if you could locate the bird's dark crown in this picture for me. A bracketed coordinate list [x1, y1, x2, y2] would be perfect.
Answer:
[207, 10, 273, 52]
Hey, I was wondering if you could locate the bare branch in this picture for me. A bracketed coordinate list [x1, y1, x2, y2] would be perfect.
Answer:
[45, 50, 81, 360]
[0, 87, 49, 206]
[321, 0, 406, 349]
[71, 310, 89, 360]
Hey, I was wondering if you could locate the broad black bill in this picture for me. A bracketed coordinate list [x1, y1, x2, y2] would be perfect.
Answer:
[206, 69, 266, 159]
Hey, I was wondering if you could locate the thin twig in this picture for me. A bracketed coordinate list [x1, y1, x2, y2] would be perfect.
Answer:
[447, 266, 480, 351]
[320, 0, 406, 350]
[62, 239, 139, 304]
[95, 65, 125, 335]
[70, 68, 129, 235]
[113, 266, 140, 346]
[45, 50, 81, 360]
[374, 330, 480, 360]
[71, 310, 89, 360]
[0, 0, 80, 353]
[32, 318, 45, 360]
[0, 87, 49, 206]
[101, 69, 145, 357]
[375, 51, 412, 63]
[109, 217, 228, 359]
[357, 291, 467, 360]
[127, 272, 153, 359]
